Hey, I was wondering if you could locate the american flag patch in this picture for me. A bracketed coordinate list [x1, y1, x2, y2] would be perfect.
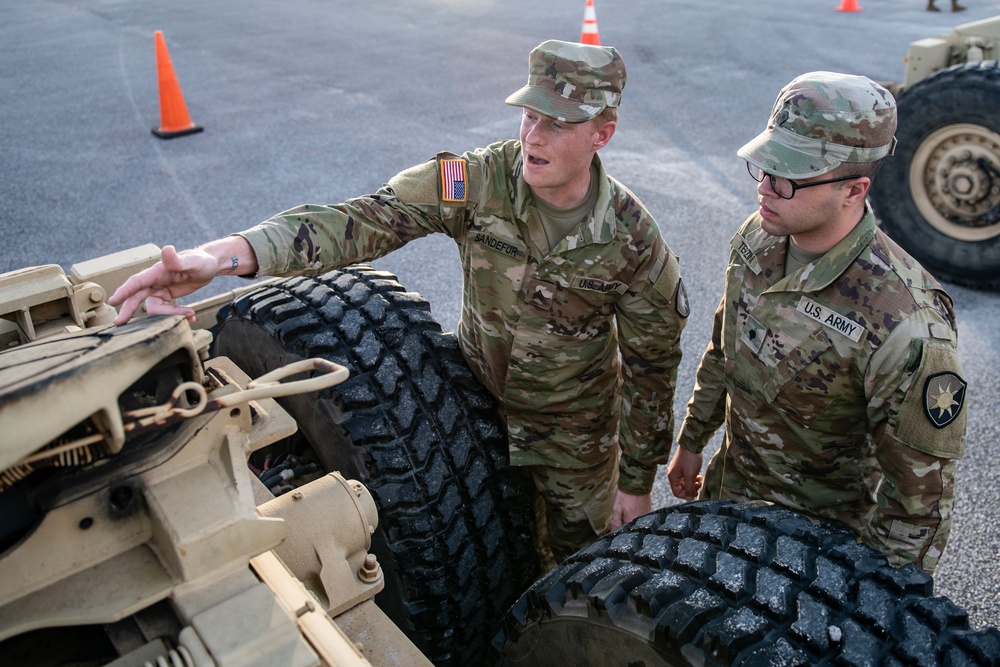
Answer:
[440, 158, 467, 202]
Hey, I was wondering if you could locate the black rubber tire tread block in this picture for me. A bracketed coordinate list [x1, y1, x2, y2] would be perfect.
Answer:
[493, 500, 1000, 666]
[869, 60, 1000, 290]
[211, 266, 539, 666]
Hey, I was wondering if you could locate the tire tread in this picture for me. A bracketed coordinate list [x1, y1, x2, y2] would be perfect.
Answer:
[494, 500, 999, 666]
[214, 266, 539, 666]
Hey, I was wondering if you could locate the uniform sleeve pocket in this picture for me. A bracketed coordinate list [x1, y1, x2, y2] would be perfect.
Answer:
[892, 342, 967, 459]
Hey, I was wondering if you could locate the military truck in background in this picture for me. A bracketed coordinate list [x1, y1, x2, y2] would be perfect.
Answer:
[1, 245, 998, 666]
[870, 15, 1000, 290]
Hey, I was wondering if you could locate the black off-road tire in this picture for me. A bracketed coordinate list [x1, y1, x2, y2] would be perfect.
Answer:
[493, 500, 1000, 666]
[211, 266, 539, 667]
[869, 60, 1000, 290]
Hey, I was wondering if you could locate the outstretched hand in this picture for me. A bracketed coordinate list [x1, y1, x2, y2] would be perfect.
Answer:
[108, 245, 219, 325]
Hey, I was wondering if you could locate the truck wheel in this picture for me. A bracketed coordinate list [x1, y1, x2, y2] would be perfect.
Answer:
[493, 500, 1000, 666]
[211, 266, 539, 667]
[870, 60, 1000, 290]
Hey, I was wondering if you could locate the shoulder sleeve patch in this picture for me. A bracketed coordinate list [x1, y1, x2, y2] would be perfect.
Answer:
[922, 371, 967, 429]
[893, 342, 967, 458]
[440, 158, 467, 203]
[674, 278, 690, 318]
[642, 248, 688, 318]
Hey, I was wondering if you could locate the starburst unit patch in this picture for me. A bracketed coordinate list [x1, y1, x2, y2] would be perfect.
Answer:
[923, 371, 967, 429]
[440, 158, 467, 203]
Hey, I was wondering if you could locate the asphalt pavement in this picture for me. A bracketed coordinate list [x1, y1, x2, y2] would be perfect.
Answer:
[2, 0, 999, 632]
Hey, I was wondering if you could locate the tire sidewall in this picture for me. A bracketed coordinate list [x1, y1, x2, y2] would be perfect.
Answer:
[870, 62, 1000, 288]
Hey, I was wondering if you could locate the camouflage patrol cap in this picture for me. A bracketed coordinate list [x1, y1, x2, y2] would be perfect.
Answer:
[738, 71, 897, 179]
[505, 40, 626, 123]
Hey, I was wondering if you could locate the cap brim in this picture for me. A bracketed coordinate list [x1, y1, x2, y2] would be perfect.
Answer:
[505, 86, 600, 123]
[737, 128, 840, 180]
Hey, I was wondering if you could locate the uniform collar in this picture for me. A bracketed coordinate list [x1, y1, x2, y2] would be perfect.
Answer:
[743, 203, 877, 294]
[787, 204, 877, 293]
[514, 149, 617, 247]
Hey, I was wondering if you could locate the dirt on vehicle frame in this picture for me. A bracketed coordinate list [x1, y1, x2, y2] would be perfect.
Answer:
[0, 245, 997, 667]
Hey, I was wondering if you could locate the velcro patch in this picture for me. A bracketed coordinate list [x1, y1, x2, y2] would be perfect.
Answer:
[894, 342, 967, 458]
[440, 158, 467, 202]
[923, 371, 967, 429]
[571, 276, 628, 295]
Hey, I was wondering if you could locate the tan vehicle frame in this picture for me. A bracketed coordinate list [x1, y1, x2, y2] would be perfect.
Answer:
[0, 245, 433, 667]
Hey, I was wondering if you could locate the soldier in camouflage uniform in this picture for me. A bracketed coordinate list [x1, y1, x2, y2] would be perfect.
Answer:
[667, 72, 966, 574]
[110, 40, 689, 564]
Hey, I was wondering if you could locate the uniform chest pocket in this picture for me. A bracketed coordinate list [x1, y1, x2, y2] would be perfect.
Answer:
[750, 326, 840, 428]
[525, 276, 619, 340]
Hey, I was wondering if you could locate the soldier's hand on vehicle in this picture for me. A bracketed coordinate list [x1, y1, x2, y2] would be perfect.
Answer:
[610, 489, 652, 529]
[109, 245, 219, 325]
[667, 447, 703, 502]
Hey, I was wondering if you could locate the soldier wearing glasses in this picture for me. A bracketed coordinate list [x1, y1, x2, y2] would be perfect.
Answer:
[667, 71, 967, 574]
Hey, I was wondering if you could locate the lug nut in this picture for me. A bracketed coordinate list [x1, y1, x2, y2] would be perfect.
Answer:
[359, 554, 380, 583]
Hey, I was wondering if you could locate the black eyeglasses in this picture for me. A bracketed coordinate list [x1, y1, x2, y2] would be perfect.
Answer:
[747, 163, 860, 200]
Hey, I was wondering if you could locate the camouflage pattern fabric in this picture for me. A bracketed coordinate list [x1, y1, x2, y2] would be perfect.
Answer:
[676, 205, 966, 574]
[522, 454, 619, 567]
[238, 140, 687, 506]
[505, 40, 626, 123]
[738, 71, 897, 179]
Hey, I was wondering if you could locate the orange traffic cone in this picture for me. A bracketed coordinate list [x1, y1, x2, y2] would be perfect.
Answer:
[580, 0, 600, 45]
[152, 31, 203, 139]
[835, 0, 862, 11]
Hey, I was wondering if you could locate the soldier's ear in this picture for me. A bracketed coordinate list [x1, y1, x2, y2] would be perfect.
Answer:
[592, 120, 616, 150]
[843, 176, 870, 206]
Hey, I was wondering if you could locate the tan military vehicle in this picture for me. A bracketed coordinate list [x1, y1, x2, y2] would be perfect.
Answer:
[1, 247, 997, 666]
[0, 246, 540, 666]
[870, 15, 1000, 290]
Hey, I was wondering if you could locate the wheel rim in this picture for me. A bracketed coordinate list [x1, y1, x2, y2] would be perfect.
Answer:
[909, 122, 1000, 242]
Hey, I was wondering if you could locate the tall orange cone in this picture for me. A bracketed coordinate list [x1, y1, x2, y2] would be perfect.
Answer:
[580, 0, 600, 45]
[152, 31, 203, 139]
[835, 0, 862, 11]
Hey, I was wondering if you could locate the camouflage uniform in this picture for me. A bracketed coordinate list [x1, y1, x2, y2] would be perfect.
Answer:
[238, 41, 688, 560]
[677, 72, 966, 574]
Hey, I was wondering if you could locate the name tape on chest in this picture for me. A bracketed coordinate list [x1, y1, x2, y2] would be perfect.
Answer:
[571, 275, 628, 295]
[796, 297, 865, 342]
[474, 232, 523, 258]
[440, 159, 467, 203]
[732, 234, 762, 275]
